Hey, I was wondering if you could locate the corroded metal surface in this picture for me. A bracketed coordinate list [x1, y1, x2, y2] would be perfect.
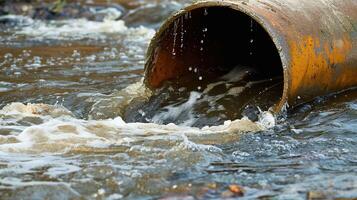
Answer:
[144, 0, 357, 112]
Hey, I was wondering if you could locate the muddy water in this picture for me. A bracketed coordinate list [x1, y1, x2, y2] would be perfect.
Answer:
[0, 1, 356, 199]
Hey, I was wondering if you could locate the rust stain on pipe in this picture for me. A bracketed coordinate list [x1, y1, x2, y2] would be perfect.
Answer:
[144, 0, 357, 112]
[289, 36, 353, 104]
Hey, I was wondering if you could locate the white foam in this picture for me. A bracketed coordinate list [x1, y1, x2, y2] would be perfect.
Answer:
[151, 91, 201, 126]
[93, 7, 122, 21]
[0, 102, 268, 154]
[0, 102, 73, 118]
[8, 15, 155, 41]
[257, 111, 276, 129]
[176, 132, 223, 153]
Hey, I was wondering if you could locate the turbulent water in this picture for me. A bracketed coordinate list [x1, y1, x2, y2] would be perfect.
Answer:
[0, 0, 356, 199]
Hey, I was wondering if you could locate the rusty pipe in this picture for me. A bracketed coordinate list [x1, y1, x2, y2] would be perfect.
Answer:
[144, 0, 357, 112]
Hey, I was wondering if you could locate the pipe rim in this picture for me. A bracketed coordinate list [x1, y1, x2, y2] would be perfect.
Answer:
[145, 0, 290, 113]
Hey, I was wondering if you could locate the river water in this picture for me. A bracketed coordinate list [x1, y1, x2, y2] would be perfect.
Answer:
[0, 1, 356, 199]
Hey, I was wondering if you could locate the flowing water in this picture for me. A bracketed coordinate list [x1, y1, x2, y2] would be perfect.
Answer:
[0, 1, 356, 199]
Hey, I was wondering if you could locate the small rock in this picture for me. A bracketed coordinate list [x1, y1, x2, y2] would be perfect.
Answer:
[228, 184, 245, 197]
[242, 105, 260, 122]
[307, 191, 327, 200]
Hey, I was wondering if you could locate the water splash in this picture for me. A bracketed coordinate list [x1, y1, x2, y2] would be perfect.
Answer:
[151, 91, 201, 126]
[0, 101, 266, 154]
[172, 20, 178, 56]
[89, 80, 152, 120]
[249, 18, 255, 57]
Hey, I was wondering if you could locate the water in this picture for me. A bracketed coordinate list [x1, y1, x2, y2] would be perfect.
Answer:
[124, 66, 282, 127]
[0, 1, 356, 199]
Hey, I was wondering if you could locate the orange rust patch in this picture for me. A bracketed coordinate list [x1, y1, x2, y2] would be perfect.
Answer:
[324, 37, 353, 64]
[288, 35, 353, 101]
[147, 46, 186, 88]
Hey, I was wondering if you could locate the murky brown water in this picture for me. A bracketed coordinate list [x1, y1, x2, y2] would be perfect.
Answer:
[0, 0, 356, 199]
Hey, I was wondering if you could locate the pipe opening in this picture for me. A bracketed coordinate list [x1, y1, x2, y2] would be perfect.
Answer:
[143, 6, 285, 123]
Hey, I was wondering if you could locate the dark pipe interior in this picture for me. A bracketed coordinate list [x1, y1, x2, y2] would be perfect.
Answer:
[148, 6, 284, 91]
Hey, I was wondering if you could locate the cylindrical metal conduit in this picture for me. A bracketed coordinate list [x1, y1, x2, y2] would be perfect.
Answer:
[144, 0, 357, 112]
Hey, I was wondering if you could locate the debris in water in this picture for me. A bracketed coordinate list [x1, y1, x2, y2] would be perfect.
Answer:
[228, 184, 245, 196]
[307, 191, 327, 200]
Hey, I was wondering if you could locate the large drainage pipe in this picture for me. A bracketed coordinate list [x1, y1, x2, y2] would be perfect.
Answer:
[144, 0, 357, 113]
